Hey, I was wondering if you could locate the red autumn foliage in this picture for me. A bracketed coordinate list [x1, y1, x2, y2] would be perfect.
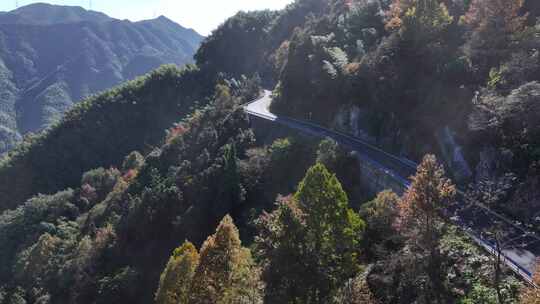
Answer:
[166, 124, 188, 144]
[463, 0, 527, 34]
[123, 169, 138, 182]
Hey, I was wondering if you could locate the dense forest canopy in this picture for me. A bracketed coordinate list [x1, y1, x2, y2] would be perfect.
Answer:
[0, 0, 539, 303]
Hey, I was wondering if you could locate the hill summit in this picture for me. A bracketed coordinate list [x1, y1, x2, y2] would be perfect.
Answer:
[0, 2, 113, 25]
[0, 3, 203, 153]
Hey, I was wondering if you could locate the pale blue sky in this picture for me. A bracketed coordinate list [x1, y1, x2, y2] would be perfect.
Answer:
[1, 0, 294, 35]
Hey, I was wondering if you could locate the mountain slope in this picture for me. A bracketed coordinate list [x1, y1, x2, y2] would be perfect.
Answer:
[0, 4, 203, 152]
[0, 65, 214, 212]
[0, 3, 113, 25]
[0, 0, 534, 303]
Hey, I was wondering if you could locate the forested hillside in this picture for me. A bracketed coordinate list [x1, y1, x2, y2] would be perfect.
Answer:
[0, 3, 203, 153]
[0, 0, 539, 303]
[0, 3, 113, 25]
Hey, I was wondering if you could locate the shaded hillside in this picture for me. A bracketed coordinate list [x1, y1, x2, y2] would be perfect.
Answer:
[0, 1, 537, 303]
[0, 3, 112, 25]
[197, 0, 540, 225]
[0, 3, 203, 152]
[0, 65, 214, 212]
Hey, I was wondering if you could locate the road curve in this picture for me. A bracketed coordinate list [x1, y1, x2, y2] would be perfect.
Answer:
[244, 90, 540, 286]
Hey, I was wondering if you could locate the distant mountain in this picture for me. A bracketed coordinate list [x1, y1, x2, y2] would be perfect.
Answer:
[0, 3, 203, 152]
[0, 3, 113, 25]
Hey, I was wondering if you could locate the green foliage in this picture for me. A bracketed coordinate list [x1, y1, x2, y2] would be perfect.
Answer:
[0, 7, 203, 154]
[488, 68, 504, 89]
[155, 242, 199, 304]
[316, 138, 341, 166]
[343, 0, 386, 50]
[460, 284, 499, 304]
[0, 65, 211, 212]
[269, 138, 295, 163]
[368, 212, 523, 303]
[271, 29, 352, 121]
[256, 163, 365, 303]
[386, 0, 456, 77]
[0, 77, 260, 303]
[217, 144, 244, 215]
[263, 137, 317, 201]
[0, 190, 77, 282]
[36, 81, 73, 130]
[293, 163, 365, 275]
[155, 216, 262, 304]
[316, 138, 363, 203]
[6, 287, 27, 304]
[400, 0, 454, 43]
[195, 10, 277, 81]
[470, 81, 540, 173]
[122, 151, 145, 172]
[97, 267, 139, 304]
[0, 1, 536, 303]
[190, 215, 262, 304]
[359, 190, 402, 258]
[81, 167, 121, 204]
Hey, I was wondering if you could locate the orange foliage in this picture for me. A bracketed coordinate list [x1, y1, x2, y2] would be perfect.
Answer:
[463, 0, 527, 33]
[520, 259, 540, 303]
[345, 62, 362, 75]
[396, 154, 456, 233]
[384, 0, 413, 31]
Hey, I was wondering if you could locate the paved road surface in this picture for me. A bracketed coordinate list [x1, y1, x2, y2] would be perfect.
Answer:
[244, 90, 540, 285]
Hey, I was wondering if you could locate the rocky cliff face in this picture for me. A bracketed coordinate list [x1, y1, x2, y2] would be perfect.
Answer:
[436, 126, 473, 183]
[333, 105, 376, 143]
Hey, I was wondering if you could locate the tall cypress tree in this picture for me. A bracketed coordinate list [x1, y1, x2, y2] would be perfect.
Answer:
[189, 215, 262, 304]
[155, 216, 262, 304]
[214, 144, 243, 217]
[155, 242, 199, 304]
[256, 163, 365, 303]
[397, 154, 456, 303]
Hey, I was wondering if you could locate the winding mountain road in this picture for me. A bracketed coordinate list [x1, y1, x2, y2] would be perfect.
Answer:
[244, 90, 540, 285]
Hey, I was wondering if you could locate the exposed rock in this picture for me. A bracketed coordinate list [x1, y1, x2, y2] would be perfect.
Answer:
[435, 126, 473, 183]
[333, 104, 376, 143]
[475, 146, 513, 182]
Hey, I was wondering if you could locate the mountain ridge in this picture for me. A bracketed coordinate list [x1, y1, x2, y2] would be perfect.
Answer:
[0, 0, 538, 303]
[0, 2, 113, 25]
[0, 3, 204, 153]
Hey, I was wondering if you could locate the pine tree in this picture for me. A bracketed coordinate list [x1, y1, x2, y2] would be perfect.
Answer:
[156, 216, 262, 304]
[155, 242, 200, 304]
[189, 215, 262, 304]
[397, 154, 456, 303]
[255, 196, 309, 303]
[294, 163, 365, 294]
[256, 163, 365, 303]
[398, 155, 455, 228]
[360, 190, 402, 258]
[223, 144, 242, 206]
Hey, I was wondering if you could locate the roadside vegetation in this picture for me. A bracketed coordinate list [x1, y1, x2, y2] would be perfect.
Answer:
[0, 0, 539, 303]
